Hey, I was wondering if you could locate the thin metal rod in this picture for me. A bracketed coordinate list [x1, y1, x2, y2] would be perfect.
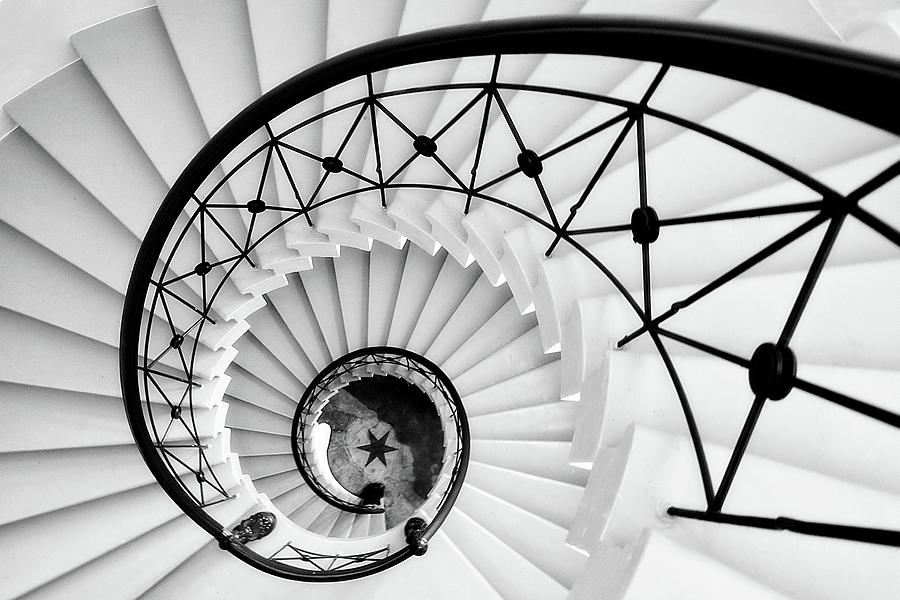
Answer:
[668, 507, 900, 547]
[649, 331, 715, 504]
[709, 393, 766, 512]
[618, 212, 829, 347]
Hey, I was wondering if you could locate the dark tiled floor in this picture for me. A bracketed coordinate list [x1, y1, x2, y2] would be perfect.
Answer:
[321, 375, 443, 528]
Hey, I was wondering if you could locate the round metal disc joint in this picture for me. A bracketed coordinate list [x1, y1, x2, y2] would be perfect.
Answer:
[517, 149, 543, 178]
[246, 199, 266, 214]
[748, 342, 797, 400]
[322, 156, 343, 173]
[169, 334, 184, 349]
[170, 405, 182, 420]
[413, 135, 437, 157]
[194, 261, 212, 276]
[630, 206, 660, 244]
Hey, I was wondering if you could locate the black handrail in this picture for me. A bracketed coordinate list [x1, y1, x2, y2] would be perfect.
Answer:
[120, 16, 900, 582]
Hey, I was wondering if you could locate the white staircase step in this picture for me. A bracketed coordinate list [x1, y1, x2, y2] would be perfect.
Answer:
[569, 528, 792, 600]
[368, 242, 406, 346]
[4, 60, 167, 239]
[1, 223, 126, 347]
[21, 487, 257, 600]
[453, 327, 555, 396]
[425, 274, 511, 364]
[699, 0, 839, 41]
[463, 361, 561, 417]
[228, 428, 292, 457]
[70, 6, 208, 186]
[257, 473, 307, 505]
[239, 454, 297, 481]
[224, 364, 296, 418]
[246, 0, 327, 93]
[465, 461, 583, 529]
[441, 507, 568, 600]
[405, 252, 480, 353]
[455, 484, 585, 588]
[0, 484, 180, 598]
[469, 401, 578, 442]
[222, 396, 293, 436]
[560, 293, 630, 401]
[289, 496, 329, 529]
[1, 308, 119, 397]
[0, 441, 233, 526]
[328, 511, 356, 539]
[665, 515, 900, 600]
[572, 350, 900, 493]
[297, 257, 349, 358]
[469, 439, 588, 487]
[157, 0, 260, 135]
[0, 129, 139, 295]
[368, 511, 387, 536]
[333, 249, 368, 353]
[245, 306, 318, 385]
[349, 513, 371, 538]
[387, 245, 446, 347]
[267, 278, 334, 371]
[440, 298, 538, 378]
[232, 334, 305, 400]
[568, 424, 900, 554]
[541, 252, 900, 370]
[307, 505, 341, 536]
[0, 384, 132, 452]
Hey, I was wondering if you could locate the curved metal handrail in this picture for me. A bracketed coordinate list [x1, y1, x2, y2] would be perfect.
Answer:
[291, 347, 468, 518]
[121, 16, 900, 582]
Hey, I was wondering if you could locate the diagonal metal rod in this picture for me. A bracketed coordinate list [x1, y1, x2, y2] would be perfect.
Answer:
[465, 54, 500, 214]
[475, 110, 630, 193]
[709, 393, 766, 512]
[778, 211, 846, 346]
[649, 330, 715, 505]
[267, 124, 314, 227]
[849, 205, 900, 248]
[793, 377, 900, 428]
[367, 74, 388, 208]
[493, 88, 561, 231]
[618, 212, 829, 347]
[546, 64, 670, 256]
[546, 114, 635, 256]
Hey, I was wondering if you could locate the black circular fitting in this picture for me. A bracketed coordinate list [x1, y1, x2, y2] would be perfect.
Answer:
[405, 517, 429, 556]
[169, 334, 184, 349]
[413, 135, 437, 157]
[170, 405, 182, 420]
[194, 261, 212, 276]
[517, 149, 543, 178]
[630, 206, 660, 244]
[195, 471, 206, 483]
[246, 199, 266, 214]
[748, 342, 797, 400]
[322, 156, 343, 173]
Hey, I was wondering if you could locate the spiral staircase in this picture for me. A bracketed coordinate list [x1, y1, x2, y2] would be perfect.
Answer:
[1, 1, 899, 599]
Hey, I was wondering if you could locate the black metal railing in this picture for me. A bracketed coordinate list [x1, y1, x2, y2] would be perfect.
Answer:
[291, 347, 468, 517]
[269, 543, 390, 572]
[120, 16, 900, 582]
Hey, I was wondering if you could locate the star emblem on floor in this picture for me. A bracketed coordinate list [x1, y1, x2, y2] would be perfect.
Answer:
[356, 429, 399, 466]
